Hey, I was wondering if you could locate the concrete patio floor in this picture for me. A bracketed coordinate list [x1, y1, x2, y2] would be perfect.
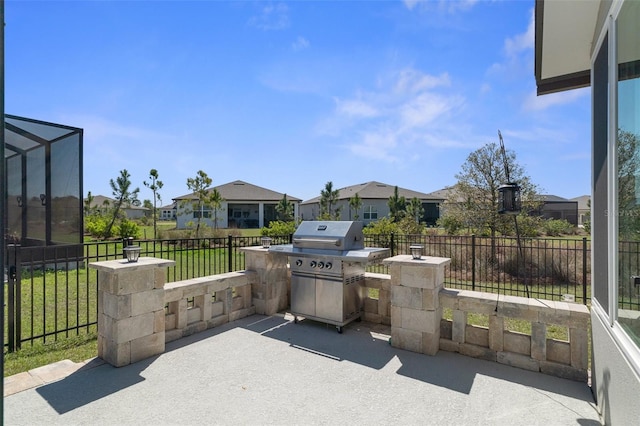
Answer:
[4, 314, 601, 425]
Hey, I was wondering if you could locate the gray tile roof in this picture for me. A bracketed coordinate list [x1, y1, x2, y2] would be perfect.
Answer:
[173, 180, 301, 202]
[302, 181, 445, 204]
[570, 195, 590, 210]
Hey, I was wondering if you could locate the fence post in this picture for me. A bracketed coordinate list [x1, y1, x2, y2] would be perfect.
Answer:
[390, 233, 395, 257]
[583, 237, 588, 304]
[6, 244, 22, 352]
[471, 235, 476, 291]
[227, 235, 233, 272]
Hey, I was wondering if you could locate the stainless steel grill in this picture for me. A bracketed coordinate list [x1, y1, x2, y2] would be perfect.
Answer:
[270, 221, 389, 333]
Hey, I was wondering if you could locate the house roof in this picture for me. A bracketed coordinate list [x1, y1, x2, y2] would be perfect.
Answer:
[570, 195, 591, 210]
[301, 181, 444, 205]
[85, 195, 148, 211]
[159, 202, 177, 210]
[534, 0, 601, 95]
[540, 194, 570, 202]
[173, 180, 302, 203]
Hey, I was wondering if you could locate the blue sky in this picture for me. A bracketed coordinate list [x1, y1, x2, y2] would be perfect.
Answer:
[5, 0, 591, 205]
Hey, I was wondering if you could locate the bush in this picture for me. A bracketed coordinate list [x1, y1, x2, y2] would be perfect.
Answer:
[396, 216, 424, 235]
[436, 214, 463, 235]
[261, 221, 297, 237]
[512, 214, 542, 238]
[543, 219, 575, 236]
[118, 219, 140, 239]
[85, 215, 112, 239]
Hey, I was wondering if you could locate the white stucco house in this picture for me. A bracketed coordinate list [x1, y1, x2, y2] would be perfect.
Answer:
[536, 1, 640, 423]
[299, 181, 444, 226]
[172, 180, 301, 230]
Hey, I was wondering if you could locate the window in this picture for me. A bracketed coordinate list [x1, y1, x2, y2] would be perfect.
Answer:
[363, 205, 377, 220]
[616, 0, 640, 346]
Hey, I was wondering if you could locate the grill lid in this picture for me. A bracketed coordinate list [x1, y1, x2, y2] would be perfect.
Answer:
[292, 221, 364, 251]
[268, 220, 389, 263]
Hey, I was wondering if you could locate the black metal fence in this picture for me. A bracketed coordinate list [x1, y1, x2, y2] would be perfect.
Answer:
[364, 234, 591, 305]
[4, 233, 590, 352]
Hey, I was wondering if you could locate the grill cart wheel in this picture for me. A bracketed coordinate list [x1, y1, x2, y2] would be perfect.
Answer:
[336, 326, 343, 334]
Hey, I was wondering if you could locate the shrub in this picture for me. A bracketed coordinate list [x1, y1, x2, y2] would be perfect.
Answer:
[396, 216, 424, 235]
[85, 215, 112, 239]
[436, 215, 463, 235]
[261, 221, 297, 237]
[543, 219, 574, 236]
[118, 219, 140, 239]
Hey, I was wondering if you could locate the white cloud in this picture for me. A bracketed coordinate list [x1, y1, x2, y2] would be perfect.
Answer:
[404, 0, 478, 13]
[485, 8, 535, 79]
[504, 8, 534, 57]
[403, 0, 419, 11]
[248, 3, 290, 31]
[319, 68, 467, 162]
[395, 69, 450, 93]
[400, 92, 462, 128]
[335, 98, 379, 118]
[523, 87, 589, 111]
[349, 129, 400, 162]
[292, 36, 310, 51]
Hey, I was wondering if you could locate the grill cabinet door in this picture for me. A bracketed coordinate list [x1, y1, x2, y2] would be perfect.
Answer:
[315, 277, 344, 323]
[291, 274, 316, 317]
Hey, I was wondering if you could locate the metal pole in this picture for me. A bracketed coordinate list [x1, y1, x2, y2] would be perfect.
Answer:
[583, 237, 588, 304]
[1, 0, 7, 419]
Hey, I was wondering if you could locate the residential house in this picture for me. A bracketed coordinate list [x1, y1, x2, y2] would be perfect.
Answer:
[536, 195, 578, 226]
[570, 195, 590, 227]
[431, 186, 580, 226]
[300, 181, 444, 226]
[173, 180, 301, 230]
[159, 202, 177, 221]
[536, 0, 640, 423]
[84, 195, 149, 219]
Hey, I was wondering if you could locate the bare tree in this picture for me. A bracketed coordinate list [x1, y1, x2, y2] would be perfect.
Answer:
[440, 142, 540, 238]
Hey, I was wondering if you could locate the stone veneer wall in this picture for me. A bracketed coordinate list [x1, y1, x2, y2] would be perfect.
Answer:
[362, 272, 590, 382]
[164, 271, 257, 343]
[439, 288, 589, 382]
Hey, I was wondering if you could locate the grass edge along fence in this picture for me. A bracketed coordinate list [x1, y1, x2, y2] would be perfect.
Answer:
[5, 233, 590, 353]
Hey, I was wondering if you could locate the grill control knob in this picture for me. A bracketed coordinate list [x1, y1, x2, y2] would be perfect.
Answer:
[295, 259, 303, 267]
[317, 261, 324, 269]
[325, 262, 332, 270]
[310, 261, 317, 268]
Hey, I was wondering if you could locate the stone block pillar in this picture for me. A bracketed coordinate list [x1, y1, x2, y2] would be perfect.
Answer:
[89, 257, 175, 367]
[241, 247, 288, 315]
[384, 255, 451, 356]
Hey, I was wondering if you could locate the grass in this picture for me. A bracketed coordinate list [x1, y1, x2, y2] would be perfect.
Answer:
[4, 332, 98, 377]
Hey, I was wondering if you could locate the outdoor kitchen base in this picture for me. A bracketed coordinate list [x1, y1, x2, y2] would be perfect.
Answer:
[290, 261, 366, 333]
[270, 221, 389, 333]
